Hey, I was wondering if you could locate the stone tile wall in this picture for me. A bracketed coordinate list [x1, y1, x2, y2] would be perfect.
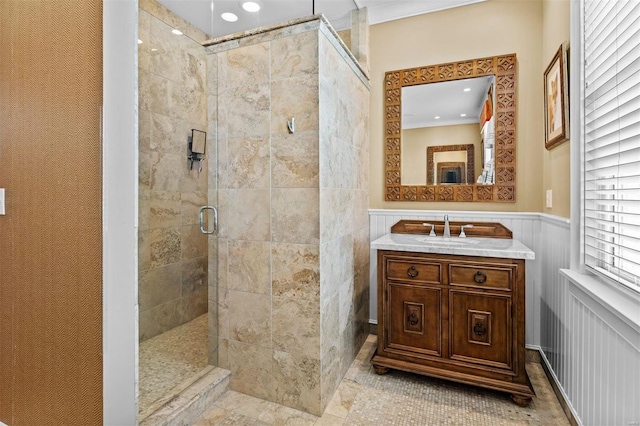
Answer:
[350, 8, 370, 76]
[207, 24, 321, 414]
[138, 6, 209, 342]
[207, 18, 369, 416]
[318, 27, 371, 410]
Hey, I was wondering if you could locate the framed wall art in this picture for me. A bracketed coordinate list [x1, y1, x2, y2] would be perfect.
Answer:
[544, 42, 570, 150]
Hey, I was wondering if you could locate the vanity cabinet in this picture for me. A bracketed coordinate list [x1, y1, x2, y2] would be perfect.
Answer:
[372, 250, 534, 405]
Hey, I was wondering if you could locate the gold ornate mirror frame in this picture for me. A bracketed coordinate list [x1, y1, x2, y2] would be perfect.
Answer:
[384, 54, 517, 202]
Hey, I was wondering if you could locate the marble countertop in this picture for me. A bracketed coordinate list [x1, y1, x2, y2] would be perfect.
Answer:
[371, 233, 535, 260]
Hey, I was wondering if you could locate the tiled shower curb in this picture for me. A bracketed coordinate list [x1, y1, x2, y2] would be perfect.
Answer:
[139, 367, 230, 426]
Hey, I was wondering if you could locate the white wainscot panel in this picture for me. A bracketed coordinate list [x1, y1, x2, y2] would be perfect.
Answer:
[543, 274, 640, 426]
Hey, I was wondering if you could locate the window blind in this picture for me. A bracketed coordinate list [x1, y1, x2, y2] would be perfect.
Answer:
[583, 0, 640, 291]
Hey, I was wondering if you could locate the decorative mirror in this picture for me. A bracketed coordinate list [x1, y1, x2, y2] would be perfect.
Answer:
[427, 144, 475, 185]
[384, 54, 517, 202]
[437, 162, 466, 184]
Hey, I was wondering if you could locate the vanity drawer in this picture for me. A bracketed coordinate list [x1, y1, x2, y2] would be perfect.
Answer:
[386, 259, 442, 284]
[449, 264, 514, 290]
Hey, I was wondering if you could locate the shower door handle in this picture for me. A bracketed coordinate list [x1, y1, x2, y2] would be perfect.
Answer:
[199, 206, 217, 235]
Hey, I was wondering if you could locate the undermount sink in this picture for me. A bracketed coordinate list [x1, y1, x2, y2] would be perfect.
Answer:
[415, 237, 480, 245]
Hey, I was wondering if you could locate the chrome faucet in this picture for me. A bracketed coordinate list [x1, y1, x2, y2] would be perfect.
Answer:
[443, 215, 451, 238]
[422, 223, 436, 236]
[459, 224, 474, 238]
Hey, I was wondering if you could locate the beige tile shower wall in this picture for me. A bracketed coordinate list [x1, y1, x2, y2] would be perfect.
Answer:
[208, 19, 369, 416]
[318, 28, 371, 411]
[138, 8, 209, 342]
[210, 23, 323, 415]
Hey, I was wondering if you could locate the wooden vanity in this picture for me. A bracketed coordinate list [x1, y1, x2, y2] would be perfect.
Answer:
[371, 220, 535, 405]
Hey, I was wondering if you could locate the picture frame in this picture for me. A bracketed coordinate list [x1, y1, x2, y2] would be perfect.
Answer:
[544, 42, 570, 150]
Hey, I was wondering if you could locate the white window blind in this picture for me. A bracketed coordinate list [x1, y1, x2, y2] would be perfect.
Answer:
[583, 0, 640, 292]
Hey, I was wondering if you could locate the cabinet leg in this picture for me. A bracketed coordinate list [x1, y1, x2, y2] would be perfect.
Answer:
[372, 364, 389, 375]
[510, 394, 532, 407]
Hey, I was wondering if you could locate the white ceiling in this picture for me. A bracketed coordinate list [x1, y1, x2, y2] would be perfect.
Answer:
[357, 0, 486, 25]
[156, 0, 486, 39]
[402, 75, 493, 129]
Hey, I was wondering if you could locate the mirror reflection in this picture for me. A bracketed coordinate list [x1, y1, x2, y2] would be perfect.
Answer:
[401, 75, 496, 186]
[191, 129, 207, 154]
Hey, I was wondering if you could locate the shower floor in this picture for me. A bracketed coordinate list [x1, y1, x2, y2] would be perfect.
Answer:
[139, 314, 209, 416]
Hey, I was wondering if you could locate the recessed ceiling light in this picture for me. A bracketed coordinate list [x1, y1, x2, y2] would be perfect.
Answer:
[460, 113, 467, 117]
[221, 12, 238, 22]
[242, 1, 261, 12]
[171, 29, 183, 35]
[434, 116, 440, 119]
[463, 88, 471, 92]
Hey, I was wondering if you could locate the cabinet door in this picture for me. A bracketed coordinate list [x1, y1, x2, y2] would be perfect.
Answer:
[386, 283, 442, 357]
[449, 291, 512, 371]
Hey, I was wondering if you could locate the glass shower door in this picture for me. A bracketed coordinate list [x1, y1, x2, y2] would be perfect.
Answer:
[203, 107, 219, 367]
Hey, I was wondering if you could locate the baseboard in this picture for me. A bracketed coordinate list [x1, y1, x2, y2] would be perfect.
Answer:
[537, 348, 581, 426]
[368, 319, 378, 336]
[525, 345, 542, 364]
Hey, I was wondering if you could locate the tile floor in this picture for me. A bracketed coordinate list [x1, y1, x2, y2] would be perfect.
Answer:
[193, 335, 569, 425]
[139, 314, 209, 415]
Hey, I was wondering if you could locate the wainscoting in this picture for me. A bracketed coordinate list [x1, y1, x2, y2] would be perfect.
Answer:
[368, 209, 640, 426]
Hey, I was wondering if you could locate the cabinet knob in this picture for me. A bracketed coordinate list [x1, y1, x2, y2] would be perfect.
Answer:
[407, 265, 419, 278]
[473, 322, 487, 336]
[473, 270, 487, 284]
[407, 312, 419, 326]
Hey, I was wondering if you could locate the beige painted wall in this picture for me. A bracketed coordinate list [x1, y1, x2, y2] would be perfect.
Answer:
[370, 0, 544, 211]
[402, 124, 480, 185]
[542, 0, 570, 218]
